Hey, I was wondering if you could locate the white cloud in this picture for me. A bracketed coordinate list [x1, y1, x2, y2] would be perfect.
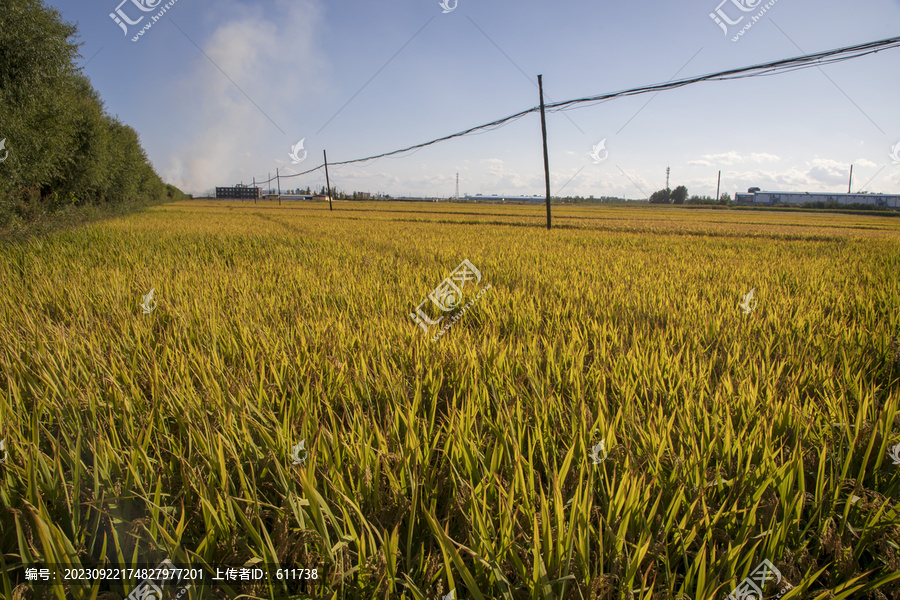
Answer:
[805, 158, 852, 186]
[847, 158, 878, 168]
[687, 151, 781, 167]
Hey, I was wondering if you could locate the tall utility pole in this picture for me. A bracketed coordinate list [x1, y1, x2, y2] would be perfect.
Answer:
[538, 74, 552, 230]
[665, 167, 671, 203]
[848, 164, 853, 194]
[324, 150, 333, 212]
[716, 170, 721, 203]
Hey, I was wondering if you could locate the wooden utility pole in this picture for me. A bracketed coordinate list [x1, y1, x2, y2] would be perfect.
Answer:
[848, 165, 853, 194]
[324, 150, 333, 211]
[715, 170, 721, 203]
[665, 167, 671, 203]
[538, 75, 551, 230]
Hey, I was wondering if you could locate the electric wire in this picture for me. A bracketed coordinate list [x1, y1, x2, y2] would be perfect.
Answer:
[248, 35, 900, 189]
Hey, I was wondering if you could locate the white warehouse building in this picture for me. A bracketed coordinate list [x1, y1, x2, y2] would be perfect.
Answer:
[735, 189, 900, 209]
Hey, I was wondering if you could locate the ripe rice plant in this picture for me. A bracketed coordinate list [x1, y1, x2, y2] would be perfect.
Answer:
[1, 201, 899, 600]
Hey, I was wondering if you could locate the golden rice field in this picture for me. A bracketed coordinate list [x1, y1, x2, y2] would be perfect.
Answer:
[2, 200, 900, 600]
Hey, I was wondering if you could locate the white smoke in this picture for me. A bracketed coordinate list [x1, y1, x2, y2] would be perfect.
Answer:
[162, 0, 328, 195]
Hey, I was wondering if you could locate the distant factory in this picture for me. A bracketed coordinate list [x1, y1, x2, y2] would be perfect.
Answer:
[215, 185, 260, 200]
[735, 188, 900, 209]
[463, 195, 545, 203]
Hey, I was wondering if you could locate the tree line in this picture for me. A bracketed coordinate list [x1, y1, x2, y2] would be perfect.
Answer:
[649, 186, 732, 205]
[275, 187, 386, 200]
[0, 0, 186, 231]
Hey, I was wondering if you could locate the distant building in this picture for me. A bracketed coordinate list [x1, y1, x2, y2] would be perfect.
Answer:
[736, 189, 900, 209]
[463, 195, 544, 203]
[216, 185, 260, 200]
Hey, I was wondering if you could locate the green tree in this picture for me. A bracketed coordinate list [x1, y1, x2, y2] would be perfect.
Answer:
[671, 185, 688, 204]
[47, 74, 112, 205]
[0, 0, 81, 198]
[649, 189, 668, 204]
[0, 0, 184, 228]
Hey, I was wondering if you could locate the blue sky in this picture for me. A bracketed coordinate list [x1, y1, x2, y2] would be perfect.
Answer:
[48, 0, 900, 198]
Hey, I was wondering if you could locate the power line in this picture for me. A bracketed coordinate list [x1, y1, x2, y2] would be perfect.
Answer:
[249, 34, 900, 187]
[543, 35, 900, 114]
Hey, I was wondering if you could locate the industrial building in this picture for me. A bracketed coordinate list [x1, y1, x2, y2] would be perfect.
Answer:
[463, 195, 545, 203]
[215, 185, 261, 200]
[735, 189, 900, 209]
